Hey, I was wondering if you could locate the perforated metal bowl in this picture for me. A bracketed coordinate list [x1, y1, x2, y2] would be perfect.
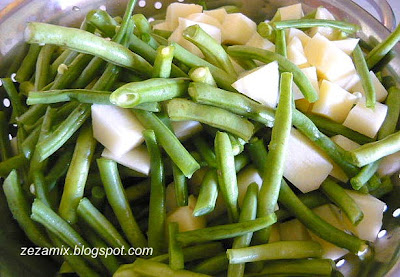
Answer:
[0, 1, 399, 276]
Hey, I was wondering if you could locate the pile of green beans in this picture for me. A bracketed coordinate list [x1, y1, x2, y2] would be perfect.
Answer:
[1, 1, 400, 277]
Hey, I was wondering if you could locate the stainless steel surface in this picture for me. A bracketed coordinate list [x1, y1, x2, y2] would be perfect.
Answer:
[0, 0, 399, 276]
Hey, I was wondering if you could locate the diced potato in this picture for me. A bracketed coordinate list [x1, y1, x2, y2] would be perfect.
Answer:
[92, 104, 144, 157]
[350, 71, 388, 102]
[283, 128, 333, 193]
[279, 219, 311, 241]
[230, 57, 246, 75]
[286, 28, 311, 48]
[305, 33, 355, 81]
[295, 98, 312, 113]
[343, 99, 388, 138]
[188, 167, 208, 195]
[275, 3, 304, 21]
[310, 205, 349, 260]
[269, 224, 281, 243]
[101, 145, 150, 175]
[340, 190, 385, 242]
[311, 80, 357, 123]
[245, 32, 275, 52]
[287, 36, 308, 67]
[378, 151, 400, 177]
[171, 120, 202, 141]
[293, 66, 319, 100]
[204, 8, 227, 24]
[232, 61, 280, 108]
[332, 38, 359, 55]
[152, 20, 173, 32]
[332, 70, 360, 91]
[331, 135, 361, 151]
[221, 13, 257, 44]
[165, 3, 203, 29]
[236, 165, 262, 207]
[309, 7, 337, 40]
[166, 184, 197, 213]
[186, 13, 222, 28]
[167, 201, 206, 232]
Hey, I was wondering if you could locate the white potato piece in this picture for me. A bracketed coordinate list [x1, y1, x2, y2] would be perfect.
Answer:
[152, 20, 173, 32]
[204, 8, 227, 24]
[377, 151, 400, 177]
[276, 3, 304, 20]
[350, 71, 388, 102]
[236, 165, 262, 207]
[332, 70, 360, 91]
[305, 33, 355, 81]
[343, 99, 388, 138]
[245, 32, 275, 52]
[165, 3, 203, 29]
[232, 61, 280, 108]
[166, 184, 197, 213]
[171, 120, 202, 141]
[186, 13, 221, 28]
[167, 202, 206, 232]
[279, 219, 311, 241]
[332, 38, 359, 55]
[311, 80, 357, 123]
[287, 36, 308, 67]
[101, 145, 150, 175]
[341, 190, 386, 242]
[283, 128, 333, 193]
[310, 205, 349, 260]
[293, 66, 319, 100]
[221, 13, 257, 44]
[91, 104, 144, 157]
[309, 7, 337, 40]
[286, 28, 311, 48]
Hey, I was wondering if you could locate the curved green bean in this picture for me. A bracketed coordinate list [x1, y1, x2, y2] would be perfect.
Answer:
[272, 19, 360, 34]
[378, 87, 400, 139]
[353, 45, 376, 108]
[193, 169, 219, 217]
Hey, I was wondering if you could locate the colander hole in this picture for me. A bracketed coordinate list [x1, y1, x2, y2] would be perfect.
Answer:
[178, 0, 184, 2]
[11, 73, 17, 82]
[139, 0, 146, 8]
[392, 208, 400, 217]
[8, 134, 12, 140]
[148, 17, 155, 22]
[383, 204, 388, 212]
[336, 259, 345, 267]
[378, 229, 387, 239]
[154, 2, 162, 9]
[3, 98, 10, 108]
[99, 5, 106, 11]
[72, 6, 80, 11]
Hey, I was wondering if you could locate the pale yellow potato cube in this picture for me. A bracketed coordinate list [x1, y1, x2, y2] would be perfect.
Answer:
[186, 13, 222, 28]
[204, 8, 227, 24]
[286, 28, 311, 48]
[279, 219, 311, 241]
[311, 80, 357, 123]
[236, 165, 262, 207]
[332, 38, 360, 55]
[101, 146, 150, 176]
[343, 99, 388, 138]
[295, 98, 313, 113]
[245, 32, 275, 52]
[283, 128, 333, 193]
[287, 36, 308, 67]
[309, 7, 338, 40]
[221, 13, 257, 44]
[166, 3, 203, 29]
[305, 33, 355, 81]
[171, 120, 202, 141]
[350, 71, 388, 102]
[167, 204, 206, 232]
[332, 70, 360, 91]
[152, 20, 173, 32]
[276, 3, 304, 20]
[378, 151, 400, 177]
[293, 66, 319, 100]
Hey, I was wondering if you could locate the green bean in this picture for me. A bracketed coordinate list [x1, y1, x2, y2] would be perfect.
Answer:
[71, 57, 107, 89]
[35, 44, 56, 91]
[272, 19, 360, 34]
[143, 129, 166, 255]
[215, 131, 239, 222]
[192, 136, 217, 168]
[167, 98, 254, 142]
[59, 124, 96, 224]
[168, 222, 184, 270]
[353, 45, 376, 108]
[133, 110, 200, 178]
[32, 171, 52, 207]
[89, 186, 106, 210]
[0, 154, 27, 178]
[169, 42, 236, 91]
[97, 158, 147, 248]
[274, 29, 287, 57]
[378, 87, 400, 140]
[366, 23, 400, 68]
[1, 78, 27, 123]
[350, 159, 381, 190]
[256, 72, 293, 243]
[257, 22, 275, 42]
[247, 259, 334, 276]
[133, 101, 161, 112]
[77, 198, 131, 251]
[193, 169, 219, 217]
[20, 126, 40, 159]
[189, 67, 217, 86]
[0, 111, 12, 161]
[3, 170, 52, 248]
[15, 43, 41, 82]
[86, 9, 119, 38]
[49, 49, 78, 79]
[153, 45, 175, 78]
[133, 13, 152, 35]
[279, 180, 367, 253]
[305, 113, 374, 144]
[110, 78, 189, 108]
[141, 33, 160, 50]
[153, 29, 172, 38]
[188, 82, 275, 128]
[228, 183, 258, 277]
[370, 176, 393, 198]
[19, 81, 35, 96]
[320, 178, 364, 225]
[191, 253, 229, 275]
[227, 241, 322, 264]
[227, 45, 318, 102]
[17, 103, 47, 125]
[176, 214, 276, 246]
[246, 137, 269, 175]
[36, 103, 90, 161]
[25, 23, 153, 76]
[348, 130, 400, 167]
[114, 258, 210, 277]
[183, 25, 237, 77]
[172, 162, 188, 207]
[27, 89, 111, 105]
[125, 179, 151, 202]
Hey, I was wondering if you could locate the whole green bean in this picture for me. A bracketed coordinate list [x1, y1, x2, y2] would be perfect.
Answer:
[274, 29, 287, 57]
[35, 44, 56, 91]
[153, 45, 175, 78]
[2, 78, 27, 123]
[97, 158, 147, 248]
[15, 43, 41, 82]
[27, 89, 111, 105]
[143, 129, 166, 255]
[176, 214, 276, 246]
[378, 87, 400, 139]
[191, 253, 229, 275]
[272, 19, 360, 34]
[169, 222, 184, 270]
[353, 45, 376, 108]
[0, 111, 12, 161]
[193, 169, 219, 217]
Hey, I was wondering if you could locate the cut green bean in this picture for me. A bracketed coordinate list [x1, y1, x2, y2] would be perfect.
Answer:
[169, 222, 184, 270]
[246, 137, 268, 175]
[279, 180, 367, 253]
[370, 176, 393, 198]
[172, 162, 188, 207]
[2, 78, 27, 123]
[0, 154, 27, 178]
[274, 29, 287, 57]
[227, 45, 318, 102]
[143, 129, 166, 255]
[134, 101, 161, 112]
[350, 159, 381, 190]
[167, 98, 254, 142]
[0, 111, 12, 161]
[142, 33, 160, 50]
[72, 57, 107, 89]
[20, 126, 40, 159]
[353, 45, 376, 108]
[17, 103, 47, 125]
[257, 22, 275, 42]
[320, 178, 364, 225]
[272, 19, 360, 34]
[27, 89, 111, 105]
[378, 87, 400, 139]
[191, 253, 229, 275]
[189, 67, 217, 87]
[86, 9, 119, 38]
[256, 72, 292, 243]
[32, 171, 51, 207]
[19, 81, 35, 96]
[90, 186, 106, 209]
[97, 158, 147, 248]
[133, 110, 200, 178]
[49, 49, 78, 80]
[110, 78, 189, 108]
[228, 183, 258, 277]
[125, 179, 151, 202]
[3, 170, 52, 248]
[192, 136, 217, 168]
[348, 130, 400, 167]
[15, 43, 41, 82]
[176, 214, 276, 246]
[59, 124, 96, 224]
[227, 241, 323, 264]
[35, 44, 56, 91]
[193, 169, 219, 217]
[153, 45, 175, 78]
[215, 131, 239, 222]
